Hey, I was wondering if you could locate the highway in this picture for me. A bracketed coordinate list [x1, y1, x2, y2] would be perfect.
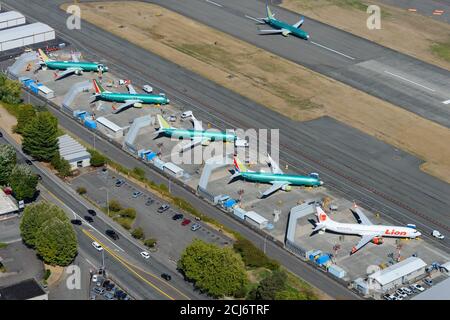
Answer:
[2, 0, 450, 298]
[0, 130, 201, 300]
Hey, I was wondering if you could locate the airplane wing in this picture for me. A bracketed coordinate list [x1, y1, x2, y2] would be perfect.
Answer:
[180, 137, 203, 152]
[259, 29, 286, 34]
[351, 205, 373, 225]
[261, 181, 290, 197]
[293, 17, 304, 28]
[351, 233, 379, 254]
[54, 67, 82, 80]
[127, 84, 137, 95]
[112, 100, 142, 114]
[191, 116, 203, 131]
[267, 154, 284, 174]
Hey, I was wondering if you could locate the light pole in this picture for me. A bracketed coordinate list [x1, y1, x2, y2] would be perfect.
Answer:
[263, 235, 268, 254]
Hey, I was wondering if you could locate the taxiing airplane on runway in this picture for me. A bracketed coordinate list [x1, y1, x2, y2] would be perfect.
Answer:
[230, 155, 323, 198]
[155, 114, 248, 152]
[312, 205, 421, 255]
[92, 79, 169, 113]
[254, 4, 309, 40]
[38, 49, 108, 80]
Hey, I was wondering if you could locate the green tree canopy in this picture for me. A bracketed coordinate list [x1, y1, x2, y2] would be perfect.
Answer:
[20, 201, 67, 247]
[8, 164, 38, 200]
[233, 238, 279, 270]
[35, 218, 77, 266]
[248, 270, 288, 300]
[22, 111, 58, 161]
[178, 239, 248, 298]
[0, 144, 16, 185]
[15, 104, 36, 134]
[88, 148, 107, 167]
[0, 74, 21, 105]
[51, 153, 72, 178]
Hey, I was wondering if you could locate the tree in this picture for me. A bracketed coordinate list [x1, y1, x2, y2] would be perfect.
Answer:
[15, 104, 36, 134]
[20, 201, 67, 247]
[178, 239, 248, 298]
[247, 270, 287, 300]
[88, 148, 107, 167]
[131, 227, 145, 240]
[8, 164, 38, 200]
[144, 238, 157, 248]
[0, 74, 21, 105]
[119, 208, 136, 219]
[233, 238, 279, 270]
[0, 144, 16, 185]
[35, 218, 77, 266]
[22, 111, 59, 162]
[108, 199, 123, 213]
[51, 153, 72, 178]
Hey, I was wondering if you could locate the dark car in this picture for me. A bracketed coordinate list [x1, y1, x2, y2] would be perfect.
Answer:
[157, 204, 170, 213]
[36, 174, 42, 180]
[161, 273, 172, 281]
[181, 218, 191, 226]
[105, 229, 119, 240]
[87, 209, 97, 216]
[25, 159, 33, 165]
[115, 179, 125, 187]
[0, 132, 3, 138]
[172, 213, 183, 221]
[84, 216, 94, 223]
[70, 219, 82, 225]
[145, 198, 154, 206]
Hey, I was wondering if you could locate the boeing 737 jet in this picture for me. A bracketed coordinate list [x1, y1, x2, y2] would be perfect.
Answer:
[312, 205, 421, 255]
[254, 4, 309, 40]
[38, 49, 108, 80]
[92, 79, 169, 113]
[230, 155, 323, 198]
[155, 114, 248, 152]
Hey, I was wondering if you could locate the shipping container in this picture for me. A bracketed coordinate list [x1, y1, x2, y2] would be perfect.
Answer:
[316, 254, 331, 265]
[328, 264, 346, 279]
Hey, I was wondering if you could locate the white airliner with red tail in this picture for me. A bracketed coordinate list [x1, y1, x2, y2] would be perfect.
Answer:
[312, 204, 421, 255]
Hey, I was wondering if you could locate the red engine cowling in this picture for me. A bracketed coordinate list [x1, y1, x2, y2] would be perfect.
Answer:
[371, 237, 383, 245]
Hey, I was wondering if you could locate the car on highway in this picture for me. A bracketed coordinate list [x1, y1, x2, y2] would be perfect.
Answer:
[140, 251, 150, 259]
[161, 273, 172, 281]
[132, 191, 143, 198]
[432, 230, 445, 239]
[87, 209, 97, 216]
[157, 204, 170, 213]
[105, 229, 119, 240]
[145, 198, 154, 206]
[191, 223, 201, 231]
[115, 179, 125, 187]
[84, 216, 94, 223]
[25, 159, 32, 165]
[71, 219, 82, 225]
[92, 241, 103, 251]
[411, 284, 425, 292]
[172, 213, 183, 221]
[181, 218, 191, 226]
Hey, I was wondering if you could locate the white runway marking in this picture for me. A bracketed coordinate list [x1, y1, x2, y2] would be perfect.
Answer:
[245, 15, 264, 23]
[311, 41, 356, 60]
[205, 0, 223, 7]
[442, 99, 450, 104]
[384, 71, 436, 92]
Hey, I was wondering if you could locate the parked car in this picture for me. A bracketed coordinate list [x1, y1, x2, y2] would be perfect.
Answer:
[71, 219, 82, 225]
[432, 230, 445, 239]
[411, 283, 425, 292]
[142, 85, 153, 93]
[392, 293, 402, 300]
[87, 209, 97, 216]
[104, 292, 115, 300]
[383, 294, 392, 300]
[140, 251, 150, 259]
[191, 223, 201, 231]
[92, 241, 103, 251]
[172, 213, 183, 221]
[25, 159, 32, 165]
[92, 274, 99, 283]
[84, 216, 94, 223]
[92, 287, 105, 295]
[181, 218, 191, 226]
[161, 273, 172, 281]
[36, 174, 42, 180]
[168, 115, 177, 122]
[145, 198, 154, 206]
[115, 179, 125, 187]
[395, 289, 407, 298]
[0, 132, 3, 138]
[180, 110, 193, 119]
[132, 191, 143, 198]
[105, 229, 119, 240]
[401, 287, 413, 295]
[157, 204, 170, 213]
[424, 278, 433, 286]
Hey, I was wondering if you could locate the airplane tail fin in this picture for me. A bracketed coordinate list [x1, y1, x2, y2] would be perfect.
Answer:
[92, 79, 106, 94]
[157, 114, 171, 131]
[233, 157, 248, 173]
[316, 206, 330, 224]
[266, 4, 274, 19]
[37, 48, 50, 63]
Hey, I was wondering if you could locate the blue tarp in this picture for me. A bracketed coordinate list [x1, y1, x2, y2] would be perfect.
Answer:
[223, 199, 236, 208]
[84, 119, 97, 129]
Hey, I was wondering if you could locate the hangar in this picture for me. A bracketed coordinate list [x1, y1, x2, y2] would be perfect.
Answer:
[0, 22, 55, 52]
[0, 11, 25, 30]
[57, 134, 91, 170]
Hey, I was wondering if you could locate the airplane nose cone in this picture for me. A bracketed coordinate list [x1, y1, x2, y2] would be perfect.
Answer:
[306, 35, 310, 40]
[320, 181, 324, 185]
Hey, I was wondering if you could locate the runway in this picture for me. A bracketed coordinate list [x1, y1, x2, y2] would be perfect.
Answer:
[2, 0, 449, 257]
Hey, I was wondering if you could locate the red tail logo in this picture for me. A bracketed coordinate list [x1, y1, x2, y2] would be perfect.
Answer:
[319, 213, 327, 222]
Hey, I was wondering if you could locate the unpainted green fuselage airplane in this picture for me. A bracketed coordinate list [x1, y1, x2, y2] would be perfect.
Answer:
[257, 4, 309, 40]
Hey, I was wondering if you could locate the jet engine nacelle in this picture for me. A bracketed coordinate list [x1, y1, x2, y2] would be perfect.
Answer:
[371, 237, 383, 245]
[75, 69, 83, 75]
[133, 102, 143, 108]
[201, 139, 211, 146]
[281, 185, 292, 191]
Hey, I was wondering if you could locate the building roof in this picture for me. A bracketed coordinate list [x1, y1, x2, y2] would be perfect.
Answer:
[0, 189, 18, 216]
[0, 23, 53, 43]
[57, 134, 90, 163]
[412, 277, 450, 300]
[0, 11, 25, 23]
[96, 116, 122, 133]
[369, 257, 427, 286]
[0, 279, 46, 300]
[245, 211, 269, 224]
[163, 162, 184, 174]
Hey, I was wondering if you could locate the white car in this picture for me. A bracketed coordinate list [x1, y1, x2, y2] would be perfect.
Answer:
[432, 230, 445, 239]
[142, 85, 153, 93]
[92, 241, 103, 251]
[92, 274, 99, 282]
[411, 283, 425, 292]
[401, 287, 413, 295]
[140, 251, 150, 259]
[181, 111, 193, 119]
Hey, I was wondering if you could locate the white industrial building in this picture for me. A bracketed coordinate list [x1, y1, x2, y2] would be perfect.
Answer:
[0, 22, 55, 52]
[0, 189, 19, 218]
[163, 162, 184, 178]
[0, 11, 25, 30]
[57, 134, 91, 170]
[244, 211, 269, 230]
[96, 116, 124, 139]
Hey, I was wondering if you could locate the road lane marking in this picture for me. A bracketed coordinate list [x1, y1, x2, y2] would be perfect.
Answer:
[442, 99, 450, 104]
[310, 41, 356, 60]
[82, 229, 177, 300]
[205, 0, 222, 7]
[384, 71, 436, 92]
[245, 15, 264, 23]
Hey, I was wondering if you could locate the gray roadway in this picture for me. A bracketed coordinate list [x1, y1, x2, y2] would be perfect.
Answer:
[2, 0, 450, 298]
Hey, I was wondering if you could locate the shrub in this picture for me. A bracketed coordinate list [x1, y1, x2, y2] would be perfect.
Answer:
[233, 238, 279, 270]
[108, 199, 123, 213]
[132, 167, 145, 180]
[88, 148, 107, 167]
[144, 238, 157, 248]
[119, 208, 136, 219]
[113, 217, 132, 230]
[76, 187, 87, 195]
[44, 269, 51, 280]
[131, 227, 145, 240]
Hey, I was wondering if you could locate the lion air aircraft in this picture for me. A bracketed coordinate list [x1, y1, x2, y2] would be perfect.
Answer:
[312, 204, 421, 255]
